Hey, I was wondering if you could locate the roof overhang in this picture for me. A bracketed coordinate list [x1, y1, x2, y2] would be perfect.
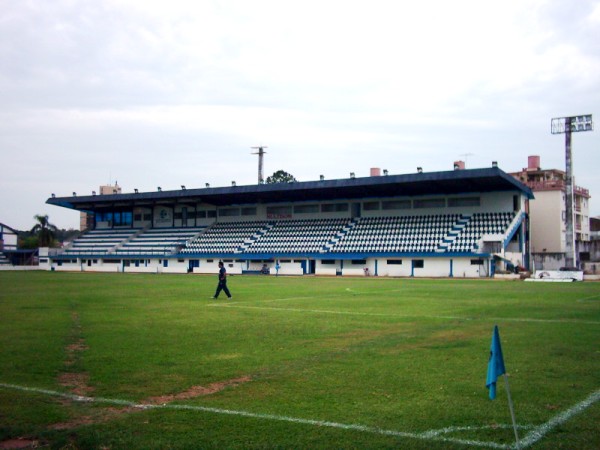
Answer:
[46, 167, 534, 213]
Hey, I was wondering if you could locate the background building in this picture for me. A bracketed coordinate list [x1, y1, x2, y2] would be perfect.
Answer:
[509, 155, 591, 270]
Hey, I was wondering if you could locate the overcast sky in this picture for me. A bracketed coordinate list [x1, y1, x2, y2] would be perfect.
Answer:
[1, 0, 599, 231]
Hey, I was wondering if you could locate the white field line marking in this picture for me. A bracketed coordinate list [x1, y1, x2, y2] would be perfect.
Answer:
[3, 383, 599, 448]
[518, 388, 600, 448]
[209, 296, 316, 307]
[0, 382, 510, 449]
[209, 304, 600, 325]
[576, 293, 600, 302]
[210, 289, 407, 307]
[210, 303, 464, 320]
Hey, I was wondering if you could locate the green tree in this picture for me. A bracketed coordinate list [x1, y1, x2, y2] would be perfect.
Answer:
[266, 170, 297, 184]
[30, 214, 58, 247]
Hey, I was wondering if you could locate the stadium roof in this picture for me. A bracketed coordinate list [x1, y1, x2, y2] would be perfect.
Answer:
[46, 167, 533, 212]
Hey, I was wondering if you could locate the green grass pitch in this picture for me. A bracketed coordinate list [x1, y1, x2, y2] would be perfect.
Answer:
[1, 271, 599, 449]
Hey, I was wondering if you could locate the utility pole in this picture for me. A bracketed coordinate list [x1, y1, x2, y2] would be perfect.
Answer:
[251, 146, 268, 184]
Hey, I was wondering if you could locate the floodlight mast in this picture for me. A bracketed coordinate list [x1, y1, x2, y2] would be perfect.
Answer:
[251, 146, 268, 184]
[551, 115, 594, 269]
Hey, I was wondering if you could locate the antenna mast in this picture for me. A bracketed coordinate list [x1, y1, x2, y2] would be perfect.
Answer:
[459, 152, 474, 167]
[251, 146, 268, 183]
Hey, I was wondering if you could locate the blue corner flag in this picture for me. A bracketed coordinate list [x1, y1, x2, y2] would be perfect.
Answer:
[486, 325, 506, 400]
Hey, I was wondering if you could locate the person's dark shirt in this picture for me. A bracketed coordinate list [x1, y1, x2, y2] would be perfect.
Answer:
[219, 266, 226, 281]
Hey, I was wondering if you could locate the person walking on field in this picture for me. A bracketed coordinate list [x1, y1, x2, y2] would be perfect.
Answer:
[212, 261, 232, 299]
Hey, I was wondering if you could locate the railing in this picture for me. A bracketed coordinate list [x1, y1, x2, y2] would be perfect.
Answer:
[524, 179, 589, 197]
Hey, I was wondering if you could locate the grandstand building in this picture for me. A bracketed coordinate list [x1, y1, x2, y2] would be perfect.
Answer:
[43, 164, 533, 277]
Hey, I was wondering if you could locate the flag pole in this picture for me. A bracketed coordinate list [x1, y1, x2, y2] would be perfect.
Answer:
[503, 373, 520, 449]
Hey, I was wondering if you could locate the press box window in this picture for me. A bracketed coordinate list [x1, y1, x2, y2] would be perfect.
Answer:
[414, 198, 445, 209]
[363, 201, 380, 211]
[321, 203, 349, 212]
[382, 200, 411, 210]
[294, 204, 319, 214]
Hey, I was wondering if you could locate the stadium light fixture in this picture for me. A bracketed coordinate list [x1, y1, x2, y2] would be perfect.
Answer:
[181, 185, 186, 190]
[232, 181, 236, 186]
[205, 183, 210, 188]
[92, 191, 96, 196]
[73, 192, 77, 196]
[350, 172, 355, 179]
[157, 187, 162, 191]
[551, 115, 593, 134]
[492, 161, 498, 168]
[417, 167, 423, 173]
[383, 169, 388, 176]
[551, 114, 594, 269]
[320, 175, 324, 181]
[51, 193, 56, 198]
[134, 188, 139, 194]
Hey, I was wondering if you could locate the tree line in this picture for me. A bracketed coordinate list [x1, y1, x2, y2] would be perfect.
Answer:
[18, 214, 80, 249]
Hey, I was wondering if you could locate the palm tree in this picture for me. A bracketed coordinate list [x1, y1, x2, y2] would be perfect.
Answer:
[30, 214, 58, 247]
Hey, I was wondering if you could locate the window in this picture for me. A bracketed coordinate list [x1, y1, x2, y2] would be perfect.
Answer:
[470, 259, 484, 265]
[321, 203, 349, 212]
[382, 200, 411, 210]
[387, 260, 402, 265]
[294, 204, 319, 214]
[448, 197, 480, 207]
[351, 259, 366, 265]
[241, 207, 257, 216]
[414, 198, 445, 209]
[321, 260, 336, 265]
[413, 260, 424, 268]
[363, 201, 380, 211]
[207, 210, 217, 218]
[219, 208, 240, 217]
[267, 205, 293, 215]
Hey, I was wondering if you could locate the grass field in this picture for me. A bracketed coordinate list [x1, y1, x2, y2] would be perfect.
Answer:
[0, 271, 599, 449]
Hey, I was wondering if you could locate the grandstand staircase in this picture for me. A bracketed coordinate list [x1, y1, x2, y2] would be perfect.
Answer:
[320, 218, 358, 253]
[436, 215, 470, 252]
[238, 222, 275, 253]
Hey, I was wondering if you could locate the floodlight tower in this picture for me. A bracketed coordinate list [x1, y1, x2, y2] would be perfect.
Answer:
[251, 146, 268, 184]
[551, 114, 594, 269]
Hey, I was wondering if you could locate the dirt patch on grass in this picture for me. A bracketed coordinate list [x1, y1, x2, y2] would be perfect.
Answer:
[57, 312, 94, 397]
[0, 439, 40, 449]
[144, 375, 252, 404]
[57, 372, 94, 397]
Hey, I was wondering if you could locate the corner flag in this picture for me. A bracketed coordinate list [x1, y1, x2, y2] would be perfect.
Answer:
[486, 325, 506, 400]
